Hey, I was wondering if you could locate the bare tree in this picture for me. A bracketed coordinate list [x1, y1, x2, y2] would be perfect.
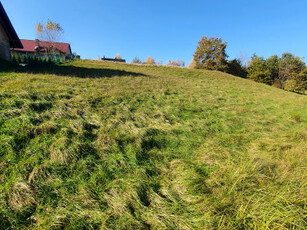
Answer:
[35, 19, 63, 54]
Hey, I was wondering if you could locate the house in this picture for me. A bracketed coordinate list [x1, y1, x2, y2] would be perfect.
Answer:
[11, 39, 72, 59]
[0, 2, 23, 61]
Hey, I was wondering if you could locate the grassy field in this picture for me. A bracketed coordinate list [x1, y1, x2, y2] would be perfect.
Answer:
[0, 60, 306, 229]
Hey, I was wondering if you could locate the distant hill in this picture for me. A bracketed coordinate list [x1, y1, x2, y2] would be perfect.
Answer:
[0, 60, 306, 229]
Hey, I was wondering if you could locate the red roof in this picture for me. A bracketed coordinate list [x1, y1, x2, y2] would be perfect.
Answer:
[12, 39, 71, 54]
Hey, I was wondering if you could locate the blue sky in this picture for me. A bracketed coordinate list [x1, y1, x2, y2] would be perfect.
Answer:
[2, 0, 307, 64]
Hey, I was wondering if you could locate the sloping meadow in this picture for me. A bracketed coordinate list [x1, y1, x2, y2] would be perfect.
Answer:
[0, 60, 306, 229]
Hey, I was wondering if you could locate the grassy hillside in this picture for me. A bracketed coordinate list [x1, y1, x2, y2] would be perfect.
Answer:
[0, 60, 306, 229]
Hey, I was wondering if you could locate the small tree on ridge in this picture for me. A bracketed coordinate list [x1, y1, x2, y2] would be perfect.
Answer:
[146, 56, 155, 65]
[193, 36, 228, 71]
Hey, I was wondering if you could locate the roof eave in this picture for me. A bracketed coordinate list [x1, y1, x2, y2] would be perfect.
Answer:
[0, 2, 23, 49]
[68, 45, 72, 55]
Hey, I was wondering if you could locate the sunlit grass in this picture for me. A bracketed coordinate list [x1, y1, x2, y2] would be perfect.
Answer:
[0, 60, 306, 229]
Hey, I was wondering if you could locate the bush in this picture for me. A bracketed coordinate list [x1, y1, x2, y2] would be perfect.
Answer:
[248, 70, 272, 85]
[284, 69, 307, 94]
[11, 54, 56, 67]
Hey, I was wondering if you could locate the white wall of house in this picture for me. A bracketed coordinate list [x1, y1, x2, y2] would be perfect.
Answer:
[0, 24, 11, 61]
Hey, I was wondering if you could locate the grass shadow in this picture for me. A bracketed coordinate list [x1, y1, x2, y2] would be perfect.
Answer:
[1, 61, 148, 78]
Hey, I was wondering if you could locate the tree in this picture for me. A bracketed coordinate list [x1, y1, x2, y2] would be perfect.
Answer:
[188, 59, 196, 69]
[227, 59, 247, 78]
[265, 55, 279, 80]
[193, 36, 228, 71]
[247, 54, 272, 85]
[283, 69, 307, 94]
[35, 20, 63, 54]
[278, 53, 305, 83]
[132, 57, 142, 64]
[72, 53, 80, 59]
[295, 68, 307, 93]
[115, 54, 122, 60]
[247, 53, 307, 93]
[146, 56, 155, 65]
[167, 59, 185, 67]
[278, 53, 307, 93]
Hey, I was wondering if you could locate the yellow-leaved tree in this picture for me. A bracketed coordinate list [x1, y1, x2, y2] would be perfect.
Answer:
[35, 20, 63, 54]
[146, 56, 155, 65]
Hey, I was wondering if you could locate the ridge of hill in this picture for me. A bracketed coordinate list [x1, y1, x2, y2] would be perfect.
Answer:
[0, 60, 306, 229]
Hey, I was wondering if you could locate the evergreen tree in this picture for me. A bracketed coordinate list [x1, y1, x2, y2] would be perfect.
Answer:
[11, 55, 17, 64]
[17, 54, 21, 64]
[132, 57, 142, 64]
[227, 59, 247, 78]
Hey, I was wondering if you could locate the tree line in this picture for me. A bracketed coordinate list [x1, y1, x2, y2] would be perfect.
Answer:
[191, 36, 307, 94]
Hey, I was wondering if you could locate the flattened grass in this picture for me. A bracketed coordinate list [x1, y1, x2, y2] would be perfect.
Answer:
[0, 60, 306, 229]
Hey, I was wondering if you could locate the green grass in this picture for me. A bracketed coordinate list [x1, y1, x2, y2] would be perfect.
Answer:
[0, 60, 306, 229]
